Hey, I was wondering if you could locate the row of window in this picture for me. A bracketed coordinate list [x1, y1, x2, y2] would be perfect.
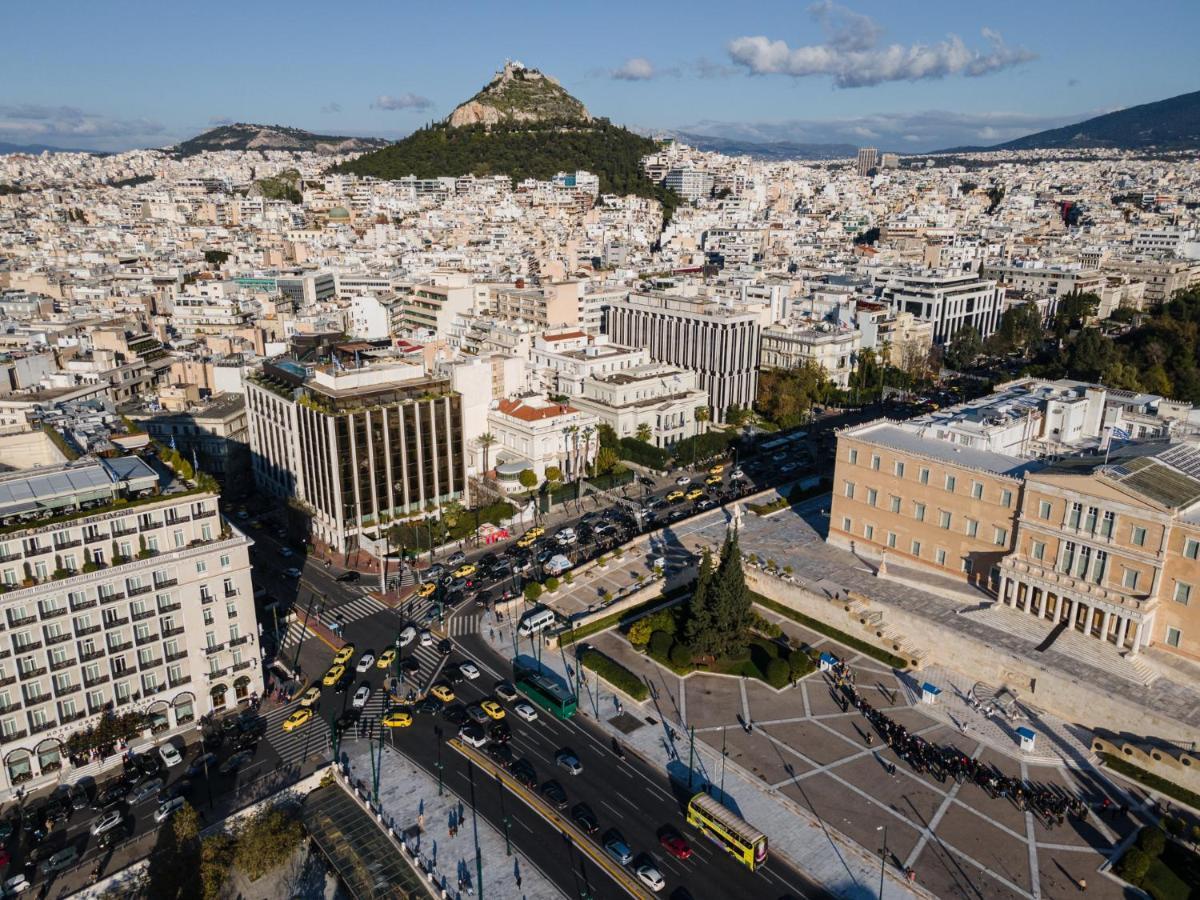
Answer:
[846, 447, 1014, 507]
[841, 516, 978, 573]
[842, 482, 1009, 546]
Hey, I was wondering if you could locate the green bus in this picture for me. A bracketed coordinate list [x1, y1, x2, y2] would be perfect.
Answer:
[513, 664, 578, 719]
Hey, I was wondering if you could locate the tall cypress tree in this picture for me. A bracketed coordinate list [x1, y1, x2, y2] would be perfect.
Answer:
[684, 548, 717, 655]
[712, 529, 752, 658]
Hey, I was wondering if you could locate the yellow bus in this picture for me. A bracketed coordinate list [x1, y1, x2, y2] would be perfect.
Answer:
[686, 792, 768, 870]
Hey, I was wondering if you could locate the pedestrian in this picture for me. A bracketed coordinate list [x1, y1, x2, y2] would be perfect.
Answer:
[906, 867, 916, 883]
[1077, 877, 1087, 892]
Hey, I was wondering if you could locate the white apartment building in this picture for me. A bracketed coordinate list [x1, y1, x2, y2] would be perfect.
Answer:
[665, 168, 714, 203]
[760, 322, 859, 388]
[487, 397, 598, 485]
[399, 281, 478, 337]
[0, 455, 259, 797]
[608, 291, 761, 423]
[530, 334, 649, 397]
[881, 271, 1004, 345]
[980, 261, 1103, 320]
[573, 363, 708, 448]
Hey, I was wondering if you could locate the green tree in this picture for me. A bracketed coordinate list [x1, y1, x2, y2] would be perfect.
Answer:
[596, 422, 618, 449]
[146, 802, 202, 899]
[710, 530, 753, 658]
[234, 806, 304, 881]
[1117, 847, 1150, 883]
[989, 302, 1044, 357]
[544, 465, 563, 497]
[683, 549, 717, 655]
[518, 468, 539, 511]
[476, 432, 496, 474]
[524, 582, 543, 603]
[635, 422, 653, 443]
[200, 833, 236, 900]
[1102, 360, 1142, 391]
[765, 658, 790, 688]
[725, 403, 747, 427]
[1136, 825, 1166, 858]
[627, 617, 654, 647]
[1067, 328, 1116, 381]
[594, 446, 619, 476]
[1053, 291, 1101, 338]
[944, 326, 983, 371]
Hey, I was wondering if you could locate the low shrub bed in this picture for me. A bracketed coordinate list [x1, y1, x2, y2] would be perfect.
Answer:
[579, 648, 648, 701]
[559, 584, 691, 646]
[752, 593, 911, 669]
[1099, 752, 1200, 811]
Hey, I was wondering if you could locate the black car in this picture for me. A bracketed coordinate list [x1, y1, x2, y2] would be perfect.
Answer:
[93, 783, 127, 810]
[158, 779, 193, 802]
[571, 802, 599, 835]
[475, 589, 493, 606]
[336, 570, 360, 583]
[490, 561, 512, 579]
[488, 721, 511, 744]
[437, 638, 453, 655]
[68, 781, 93, 812]
[336, 708, 362, 732]
[441, 703, 468, 726]
[400, 657, 420, 673]
[539, 779, 569, 810]
[185, 752, 218, 779]
[486, 742, 515, 768]
[446, 589, 466, 607]
[444, 665, 464, 685]
[478, 552, 498, 568]
[511, 759, 537, 789]
[416, 697, 442, 715]
[333, 674, 354, 694]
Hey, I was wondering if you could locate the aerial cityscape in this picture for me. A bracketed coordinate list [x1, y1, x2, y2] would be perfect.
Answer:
[1, 2, 1199, 898]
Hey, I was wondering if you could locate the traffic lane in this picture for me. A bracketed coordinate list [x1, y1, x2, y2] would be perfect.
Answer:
[454, 634, 830, 900]
[414, 667, 805, 900]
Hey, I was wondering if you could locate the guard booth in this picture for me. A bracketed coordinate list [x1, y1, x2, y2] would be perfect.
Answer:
[1016, 726, 1037, 752]
[818, 652, 837, 673]
[920, 682, 942, 705]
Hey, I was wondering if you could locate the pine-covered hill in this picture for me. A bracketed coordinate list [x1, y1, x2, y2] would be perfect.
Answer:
[336, 119, 679, 219]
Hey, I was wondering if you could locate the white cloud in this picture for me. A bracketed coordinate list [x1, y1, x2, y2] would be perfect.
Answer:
[0, 104, 164, 146]
[728, 2, 1035, 88]
[372, 93, 433, 111]
[611, 58, 660, 81]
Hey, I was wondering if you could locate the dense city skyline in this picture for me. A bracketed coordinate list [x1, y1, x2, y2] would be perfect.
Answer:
[3, 0, 1199, 151]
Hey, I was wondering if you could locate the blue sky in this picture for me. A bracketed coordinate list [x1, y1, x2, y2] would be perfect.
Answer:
[3, 0, 1198, 152]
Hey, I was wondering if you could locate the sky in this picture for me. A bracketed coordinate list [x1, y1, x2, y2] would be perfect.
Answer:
[3, 0, 1198, 153]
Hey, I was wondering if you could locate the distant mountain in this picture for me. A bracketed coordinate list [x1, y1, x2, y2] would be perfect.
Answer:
[173, 123, 391, 157]
[944, 89, 1200, 153]
[671, 132, 858, 160]
[0, 141, 100, 155]
[339, 62, 679, 218]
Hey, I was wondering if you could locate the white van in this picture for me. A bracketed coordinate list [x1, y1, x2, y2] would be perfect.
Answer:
[545, 554, 572, 577]
[517, 607, 556, 637]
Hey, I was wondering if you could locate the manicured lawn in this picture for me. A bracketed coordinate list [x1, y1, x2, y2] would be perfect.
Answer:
[752, 593, 911, 670]
[1142, 841, 1197, 900]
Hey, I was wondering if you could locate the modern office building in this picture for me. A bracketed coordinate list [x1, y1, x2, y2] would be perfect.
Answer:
[0, 455, 258, 796]
[856, 148, 878, 177]
[245, 350, 467, 554]
[607, 290, 761, 424]
[881, 270, 1004, 344]
[664, 168, 715, 203]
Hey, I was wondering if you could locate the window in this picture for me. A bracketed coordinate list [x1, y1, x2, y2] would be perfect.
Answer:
[971, 481, 983, 500]
[894, 461, 905, 478]
[1123, 568, 1139, 590]
[146, 536, 158, 553]
[1131, 525, 1147, 547]
[962, 557, 974, 574]
[1067, 502, 1082, 530]
[938, 510, 952, 529]
[196, 560, 208, 574]
[848, 448, 858, 465]
[945, 475, 956, 493]
[205, 630, 216, 650]
[1001, 489, 1013, 508]
[173, 530, 185, 549]
[871, 455, 880, 471]
[202, 609, 214, 627]
[1032, 540, 1046, 561]
[1091, 549, 1107, 583]
[1165, 627, 1182, 648]
[1084, 506, 1098, 533]
[844, 482, 856, 499]
[1174, 582, 1191, 605]
[910, 540, 922, 557]
[913, 502, 925, 522]
[866, 488, 877, 507]
[200, 524, 213, 541]
[864, 524, 874, 540]
[1100, 511, 1115, 539]
[889, 496, 901, 514]
[919, 468, 929, 485]
[842, 517, 852, 532]
[220, 554, 231, 568]
[887, 532, 897, 549]
[226, 603, 237, 620]
[994, 527, 1008, 547]
[965, 519, 978, 538]
[1060, 540, 1077, 574]
[1186, 538, 1200, 560]
[936, 548, 947, 565]
[1039, 500, 1052, 520]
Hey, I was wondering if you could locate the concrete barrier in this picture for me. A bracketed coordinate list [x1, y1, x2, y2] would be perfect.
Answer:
[1092, 737, 1200, 797]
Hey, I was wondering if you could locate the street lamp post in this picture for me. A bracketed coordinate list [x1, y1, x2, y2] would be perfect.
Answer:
[877, 824, 887, 899]
[435, 740, 444, 796]
[503, 814, 512, 856]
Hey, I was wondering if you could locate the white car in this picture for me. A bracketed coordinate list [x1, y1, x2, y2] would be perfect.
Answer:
[731, 468, 745, 479]
[154, 796, 185, 824]
[352, 684, 371, 709]
[356, 653, 375, 673]
[675, 475, 691, 486]
[513, 702, 538, 723]
[459, 725, 487, 748]
[556, 528, 577, 545]
[419, 630, 433, 647]
[636, 864, 666, 893]
[3, 874, 31, 895]
[398, 625, 417, 647]
[459, 662, 480, 680]
[90, 809, 124, 836]
[157, 743, 182, 768]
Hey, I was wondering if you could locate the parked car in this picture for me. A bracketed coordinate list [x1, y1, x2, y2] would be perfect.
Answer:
[459, 724, 487, 749]
[218, 752, 252, 776]
[659, 828, 693, 860]
[446, 551, 466, 567]
[555, 749, 583, 775]
[539, 779, 569, 810]
[486, 743, 514, 768]
[154, 796, 185, 824]
[283, 567, 302, 578]
[636, 863, 666, 892]
[511, 759, 537, 789]
[603, 832, 634, 865]
[352, 683, 372, 709]
[125, 778, 164, 806]
[571, 802, 599, 835]
[336, 570, 360, 583]
[90, 809, 124, 836]
[38, 846, 79, 876]
[158, 743, 183, 768]
[185, 752, 218, 779]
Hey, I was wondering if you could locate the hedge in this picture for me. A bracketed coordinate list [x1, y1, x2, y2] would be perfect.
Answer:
[752, 593, 911, 669]
[559, 584, 691, 646]
[618, 437, 670, 469]
[580, 649, 648, 701]
[1099, 752, 1200, 811]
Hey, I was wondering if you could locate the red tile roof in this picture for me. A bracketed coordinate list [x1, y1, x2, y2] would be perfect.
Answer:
[496, 398, 578, 421]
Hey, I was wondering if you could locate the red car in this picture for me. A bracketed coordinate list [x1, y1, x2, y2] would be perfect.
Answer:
[659, 830, 693, 860]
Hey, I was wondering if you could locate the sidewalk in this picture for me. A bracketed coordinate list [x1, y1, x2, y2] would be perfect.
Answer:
[342, 740, 561, 900]
[478, 627, 926, 900]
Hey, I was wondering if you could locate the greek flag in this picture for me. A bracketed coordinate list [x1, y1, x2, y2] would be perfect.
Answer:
[1111, 426, 1131, 441]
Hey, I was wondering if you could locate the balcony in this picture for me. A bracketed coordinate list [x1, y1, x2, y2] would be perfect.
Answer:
[28, 719, 58, 736]
[157, 602, 181, 615]
[162, 627, 184, 639]
[127, 584, 152, 598]
[60, 710, 86, 725]
[193, 509, 217, 520]
[44, 633, 71, 647]
[103, 616, 129, 630]
[18, 667, 46, 680]
[139, 521, 162, 533]
[0, 700, 20, 715]
[23, 545, 49, 558]
[13, 641, 41, 654]
[0, 729, 27, 745]
[74, 624, 101, 637]
[168, 675, 192, 688]
[69, 598, 97, 612]
[38, 606, 67, 621]
[0, 552, 21, 564]
[164, 649, 187, 663]
[0, 676, 15, 688]
[83, 532, 106, 545]
[78, 649, 105, 663]
[139, 658, 163, 671]
[134, 632, 159, 647]
[53, 539, 82, 551]
[83, 674, 109, 689]
[232, 661, 252, 672]
[200, 593, 215, 605]
[7, 614, 36, 629]
[204, 643, 225, 656]
[154, 579, 179, 591]
[23, 693, 51, 706]
[224, 589, 239, 599]
[99, 592, 125, 606]
[54, 682, 81, 697]
[48, 657, 77, 672]
[130, 608, 155, 622]
[229, 636, 248, 647]
[164, 514, 190, 526]
[106, 640, 132, 653]
[110, 526, 137, 538]
[207, 667, 229, 679]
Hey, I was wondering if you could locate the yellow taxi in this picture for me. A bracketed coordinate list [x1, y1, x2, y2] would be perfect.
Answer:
[685, 489, 704, 501]
[376, 648, 397, 669]
[708, 464, 725, 475]
[452, 564, 477, 579]
[480, 699, 506, 720]
[282, 708, 313, 732]
[705, 475, 722, 486]
[430, 683, 455, 702]
[517, 536, 536, 549]
[382, 710, 413, 729]
[666, 490, 685, 502]
[322, 664, 346, 686]
[527, 526, 545, 539]
[333, 644, 355, 666]
[417, 582, 437, 598]
[298, 686, 321, 709]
